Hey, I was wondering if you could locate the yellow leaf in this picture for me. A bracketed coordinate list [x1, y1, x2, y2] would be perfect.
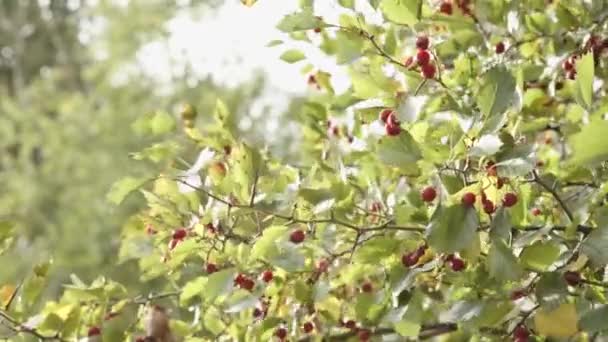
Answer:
[534, 303, 578, 338]
[0, 284, 16, 307]
[240, 0, 257, 6]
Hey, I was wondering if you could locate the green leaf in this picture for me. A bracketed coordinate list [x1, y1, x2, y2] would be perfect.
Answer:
[427, 204, 478, 253]
[489, 207, 511, 242]
[338, 0, 355, 9]
[487, 239, 523, 282]
[574, 52, 594, 109]
[350, 70, 386, 99]
[579, 305, 608, 333]
[380, 0, 420, 26]
[277, 8, 321, 32]
[106, 177, 147, 204]
[520, 241, 560, 271]
[150, 111, 175, 135]
[354, 236, 401, 263]
[203, 268, 236, 302]
[394, 320, 421, 337]
[476, 66, 516, 118]
[251, 226, 288, 260]
[534, 303, 578, 338]
[536, 272, 568, 310]
[568, 119, 608, 167]
[581, 226, 608, 267]
[180, 277, 207, 305]
[376, 131, 422, 174]
[280, 49, 306, 63]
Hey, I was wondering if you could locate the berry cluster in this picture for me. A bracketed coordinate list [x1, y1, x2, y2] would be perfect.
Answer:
[379, 108, 401, 136]
[437, 0, 473, 17]
[168, 228, 188, 250]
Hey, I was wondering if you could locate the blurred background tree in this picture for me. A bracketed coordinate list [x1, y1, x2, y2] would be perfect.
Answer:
[0, 0, 278, 295]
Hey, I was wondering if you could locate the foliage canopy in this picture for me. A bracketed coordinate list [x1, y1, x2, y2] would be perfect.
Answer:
[3, 0, 608, 341]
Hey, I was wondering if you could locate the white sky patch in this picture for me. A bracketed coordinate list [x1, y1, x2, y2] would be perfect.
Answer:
[133, 0, 383, 148]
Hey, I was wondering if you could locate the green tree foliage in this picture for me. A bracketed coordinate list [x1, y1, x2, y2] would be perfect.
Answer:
[3, 0, 608, 341]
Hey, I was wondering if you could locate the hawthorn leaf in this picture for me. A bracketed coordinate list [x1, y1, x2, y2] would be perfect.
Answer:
[380, 0, 419, 26]
[568, 119, 608, 167]
[579, 305, 608, 333]
[426, 204, 478, 253]
[581, 226, 608, 267]
[106, 177, 147, 204]
[574, 52, 594, 109]
[203, 268, 236, 302]
[280, 49, 306, 63]
[476, 66, 516, 118]
[277, 8, 322, 32]
[520, 241, 561, 271]
[486, 239, 523, 282]
[534, 303, 578, 338]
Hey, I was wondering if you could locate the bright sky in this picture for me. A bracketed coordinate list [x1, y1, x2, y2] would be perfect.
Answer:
[135, 0, 382, 143]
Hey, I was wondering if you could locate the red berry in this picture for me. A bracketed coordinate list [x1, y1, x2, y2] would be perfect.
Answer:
[564, 271, 581, 286]
[495, 41, 505, 54]
[241, 278, 255, 291]
[290, 230, 306, 243]
[416, 36, 430, 50]
[502, 192, 518, 207]
[386, 112, 400, 126]
[303, 321, 314, 333]
[416, 49, 431, 66]
[379, 109, 394, 123]
[420, 63, 436, 79]
[358, 329, 371, 341]
[531, 208, 541, 216]
[344, 320, 357, 330]
[415, 244, 427, 258]
[262, 270, 274, 283]
[313, 27, 321, 33]
[87, 326, 101, 337]
[421, 186, 437, 202]
[439, 1, 453, 15]
[451, 258, 465, 271]
[483, 200, 496, 214]
[402, 252, 419, 267]
[385, 122, 401, 136]
[513, 325, 530, 339]
[234, 273, 247, 286]
[275, 327, 288, 339]
[206, 263, 218, 274]
[168, 238, 180, 250]
[172, 228, 187, 240]
[511, 289, 526, 300]
[361, 282, 373, 293]
[461, 192, 476, 206]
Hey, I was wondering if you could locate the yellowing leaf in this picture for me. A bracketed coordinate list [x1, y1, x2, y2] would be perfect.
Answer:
[534, 303, 578, 338]
[0, 284, 16, 307]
